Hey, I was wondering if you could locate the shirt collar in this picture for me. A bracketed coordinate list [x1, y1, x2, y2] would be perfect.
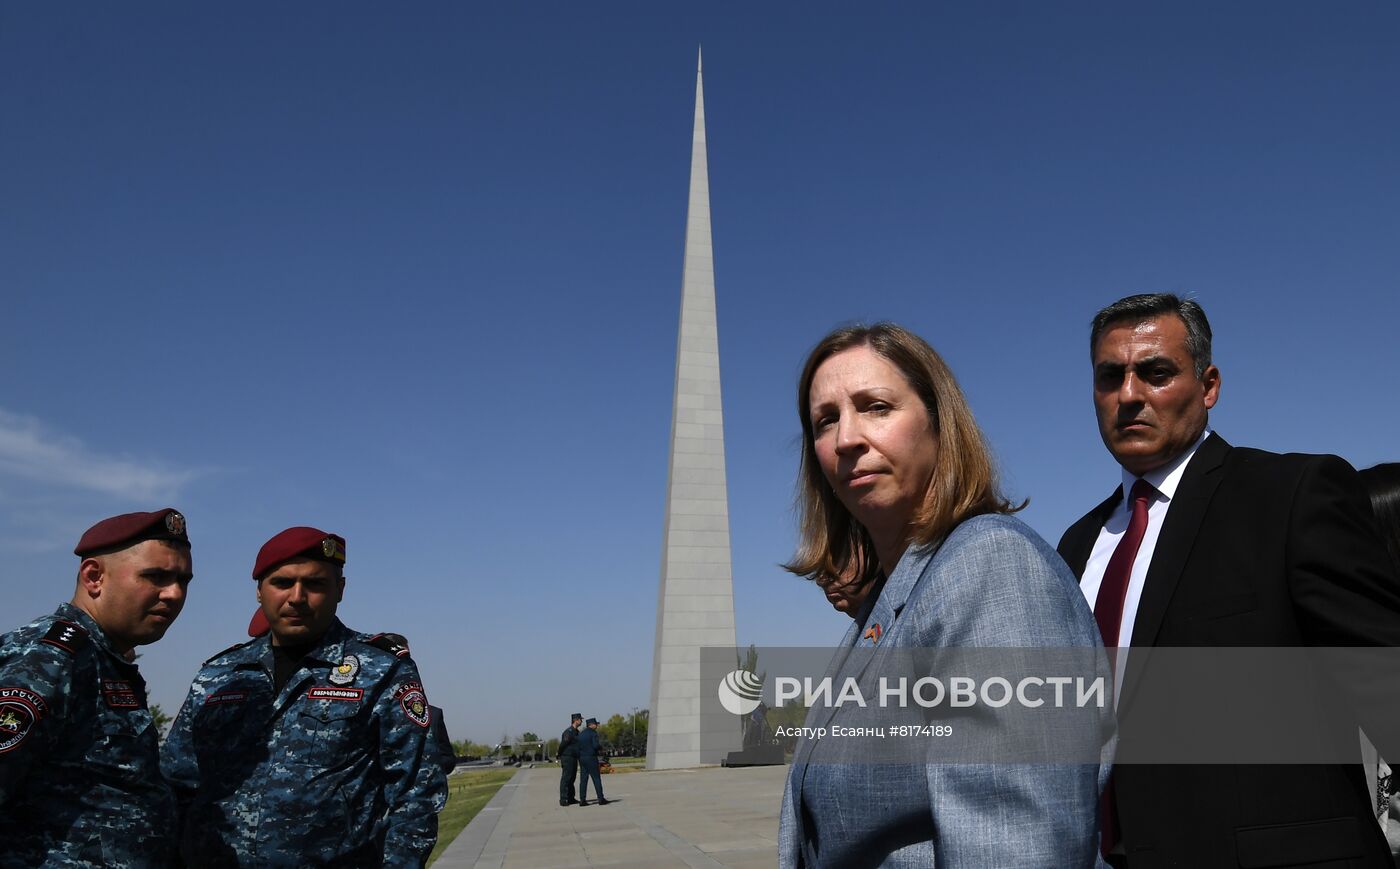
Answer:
[1120, 428, 1210, 505]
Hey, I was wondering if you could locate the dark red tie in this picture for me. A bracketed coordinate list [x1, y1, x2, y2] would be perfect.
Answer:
[1094, 478, 1154, 858]
[1094, 479, 1154, 648]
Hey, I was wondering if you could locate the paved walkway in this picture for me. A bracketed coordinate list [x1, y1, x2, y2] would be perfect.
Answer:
[434, 764, 788, 868]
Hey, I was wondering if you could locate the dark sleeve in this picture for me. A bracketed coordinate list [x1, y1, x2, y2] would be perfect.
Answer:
[377, 659, 448, 866]
[1287, 455, 1400, 754]
[1289, 454, 1400, 643]
[0, 644, 72, 807]
[159, 678, 204, 817]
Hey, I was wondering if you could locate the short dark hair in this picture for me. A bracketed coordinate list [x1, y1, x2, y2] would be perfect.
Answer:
[1360, 463, 1400, 574]
[1090, 293, 1213, 377]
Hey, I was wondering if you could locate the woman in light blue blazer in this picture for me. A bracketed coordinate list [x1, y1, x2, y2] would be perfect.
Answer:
[780, 323, 1108, 868]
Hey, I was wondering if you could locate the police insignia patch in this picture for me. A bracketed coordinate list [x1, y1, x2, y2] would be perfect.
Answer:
[0, 687, 49, 754]
[394, 682, 431, 728]
[329, 654, 360, 686]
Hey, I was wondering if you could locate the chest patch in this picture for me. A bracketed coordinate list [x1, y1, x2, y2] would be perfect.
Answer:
[329, 655, 360, 686]
[205, 690, 248, 706]
[0, 687, 49, 754]
[394, 681, 430, 728]
[102, 679, 142, 709]
[308, 686, 364, 702]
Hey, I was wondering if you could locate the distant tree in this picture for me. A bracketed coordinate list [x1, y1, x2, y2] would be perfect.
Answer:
[619, 708, 648, 755]
[149, 704, 173, 741]
[737, 644, 765, 683]
[451, 738, 492, 758]
[600, 714, 627, 748]
[519, 731, 540, 744]
[545, 737, 560, 758]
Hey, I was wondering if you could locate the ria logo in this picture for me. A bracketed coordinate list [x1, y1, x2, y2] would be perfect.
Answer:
[717, 669, 763, 715]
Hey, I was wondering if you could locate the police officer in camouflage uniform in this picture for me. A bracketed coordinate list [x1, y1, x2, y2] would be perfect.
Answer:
[161, 526, 447, 867]
[0, 508, 193, 867]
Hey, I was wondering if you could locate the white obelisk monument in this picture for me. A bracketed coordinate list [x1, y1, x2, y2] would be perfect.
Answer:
[645, 49, 741, 770]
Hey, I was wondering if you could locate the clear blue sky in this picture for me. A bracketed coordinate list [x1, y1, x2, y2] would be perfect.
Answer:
[3, 2, 1397, 745]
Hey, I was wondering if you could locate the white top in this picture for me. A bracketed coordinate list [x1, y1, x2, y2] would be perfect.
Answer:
[1081, 430, 1210, 696]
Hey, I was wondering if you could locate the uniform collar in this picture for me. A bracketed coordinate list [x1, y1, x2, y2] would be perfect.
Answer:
[256, 617, 353, 671]
[55, 601, 128, 663]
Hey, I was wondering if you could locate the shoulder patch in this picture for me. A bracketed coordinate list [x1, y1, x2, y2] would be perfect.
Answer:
[0, 686, 50, 754]
[365, 632, 411, 659]
[394, 681, 430, 727]
[204, 638, 257, 665]
[40, 620, 89, 655]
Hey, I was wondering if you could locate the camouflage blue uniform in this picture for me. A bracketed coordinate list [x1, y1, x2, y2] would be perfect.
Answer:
[161, 618, 447, 867]
[0, 603, 175, 868]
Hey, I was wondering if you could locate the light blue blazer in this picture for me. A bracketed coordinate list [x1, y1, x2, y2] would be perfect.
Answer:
[779, 513, 1110, 868]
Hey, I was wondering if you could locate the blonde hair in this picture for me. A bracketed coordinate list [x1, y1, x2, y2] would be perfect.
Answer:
[784, 323, 1023, 586]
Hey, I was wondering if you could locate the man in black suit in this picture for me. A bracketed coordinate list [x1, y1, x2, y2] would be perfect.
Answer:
[1058, 293, 1400, 867]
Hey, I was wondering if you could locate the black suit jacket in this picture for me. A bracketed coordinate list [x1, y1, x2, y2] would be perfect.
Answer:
[1058, 433, 1400, 868]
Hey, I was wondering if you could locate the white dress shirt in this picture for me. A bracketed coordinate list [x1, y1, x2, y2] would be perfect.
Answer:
[1080, 431, 1209, 697]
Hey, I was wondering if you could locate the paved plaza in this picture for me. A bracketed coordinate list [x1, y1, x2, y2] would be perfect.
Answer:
[434, 764, 787, 868]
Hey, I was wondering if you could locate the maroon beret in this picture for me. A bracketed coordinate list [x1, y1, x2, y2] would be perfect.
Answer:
[252, 526, 346, 580]
[74, 508, 189, 557]
[248, 608, 270, 638]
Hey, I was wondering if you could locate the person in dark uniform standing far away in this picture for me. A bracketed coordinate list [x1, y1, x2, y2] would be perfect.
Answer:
[577, 716, 609, 806]
[0, 508, 193, 867]
[559, 712, 583, 806]
[161, 525, 447, 867]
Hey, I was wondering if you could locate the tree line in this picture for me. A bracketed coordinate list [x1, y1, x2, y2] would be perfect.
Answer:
[451, 709, 650, 759]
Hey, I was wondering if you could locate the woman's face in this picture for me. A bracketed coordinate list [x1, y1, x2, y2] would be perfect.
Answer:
[817, 566, 870, 617]
[809, 345, 939, 553]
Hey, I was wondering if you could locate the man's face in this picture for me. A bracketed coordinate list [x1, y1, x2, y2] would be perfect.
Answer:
[86, 540, 192, 653]
[256, 557, 344, 647]
[1092, 315, 1220, 476]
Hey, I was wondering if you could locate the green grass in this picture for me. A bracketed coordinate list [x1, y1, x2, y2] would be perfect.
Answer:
[608, 756, 646, 766]
[426, 767, 518, 866]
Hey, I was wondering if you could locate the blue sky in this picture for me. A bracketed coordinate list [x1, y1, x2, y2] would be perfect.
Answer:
[3, 2, 1397, 744]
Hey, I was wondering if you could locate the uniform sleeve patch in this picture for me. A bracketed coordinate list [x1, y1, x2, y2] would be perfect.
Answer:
[40, 619, 89, 655]
[307, 686, 364, 702]
[393, 681, 431, 728]
[0, 687, 49, 754]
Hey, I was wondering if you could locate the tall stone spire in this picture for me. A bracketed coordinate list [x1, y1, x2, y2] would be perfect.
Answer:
[646, 48, 740, 770]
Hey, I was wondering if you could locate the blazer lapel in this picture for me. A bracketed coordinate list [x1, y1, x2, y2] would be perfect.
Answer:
[1065, 491, 1122, 578]
[835, 545, 930, 689]
[1120, 433, 1230, 710]
[800, 549, 928, 738]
